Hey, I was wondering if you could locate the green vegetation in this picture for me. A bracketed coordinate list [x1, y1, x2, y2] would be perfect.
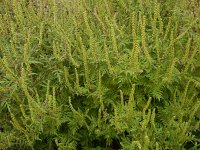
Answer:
[0, 0, 200, 149]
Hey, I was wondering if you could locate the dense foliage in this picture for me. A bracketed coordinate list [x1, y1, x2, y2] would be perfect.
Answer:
[0, 0, 200, 149]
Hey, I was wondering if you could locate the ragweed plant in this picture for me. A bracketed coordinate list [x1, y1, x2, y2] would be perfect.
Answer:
[0, 0, 199, 149]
